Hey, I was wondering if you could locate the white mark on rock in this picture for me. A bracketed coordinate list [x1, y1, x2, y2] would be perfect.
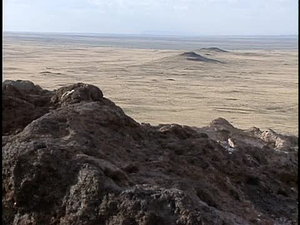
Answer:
[61, 90, 75, 100]
[228, 138, 235, 148]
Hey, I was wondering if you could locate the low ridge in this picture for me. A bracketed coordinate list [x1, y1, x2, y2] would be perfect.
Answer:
[180, 51, 223, 63]
[200, 47, 229, 52]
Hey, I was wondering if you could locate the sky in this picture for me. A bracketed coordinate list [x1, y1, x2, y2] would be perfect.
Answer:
[3, 0, 298, 36]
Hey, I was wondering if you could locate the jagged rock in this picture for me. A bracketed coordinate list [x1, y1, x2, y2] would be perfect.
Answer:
[252, 128, 298, 152]
[51, 83, 103, 106]
[2, 81, 298, 225]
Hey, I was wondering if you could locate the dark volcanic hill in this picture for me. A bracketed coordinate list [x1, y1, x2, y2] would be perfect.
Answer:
[2, 80, 298, 225]
[180, 51, 223, 63]
[200, 47, 229, 52]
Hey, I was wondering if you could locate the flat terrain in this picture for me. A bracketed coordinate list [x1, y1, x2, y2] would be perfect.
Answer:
[3, 34, 298, 135]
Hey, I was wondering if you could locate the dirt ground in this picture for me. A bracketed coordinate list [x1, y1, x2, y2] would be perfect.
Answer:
[3, 38, 298, 135]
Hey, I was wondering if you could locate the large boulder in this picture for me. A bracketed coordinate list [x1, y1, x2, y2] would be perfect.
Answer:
[2, 81, 298, 225]
[2, 80, 43, 94]
[2, 80, 53, 135]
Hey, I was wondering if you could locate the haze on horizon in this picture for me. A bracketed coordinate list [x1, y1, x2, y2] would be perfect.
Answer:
[3, 0, 298, 36]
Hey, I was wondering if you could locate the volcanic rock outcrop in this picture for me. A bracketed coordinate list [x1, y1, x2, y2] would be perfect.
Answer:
[180, 52, 223, 63]
[2, 80, 298, 225]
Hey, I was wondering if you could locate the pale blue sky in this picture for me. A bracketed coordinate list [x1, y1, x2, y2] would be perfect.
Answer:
[3, 0, 298, 35]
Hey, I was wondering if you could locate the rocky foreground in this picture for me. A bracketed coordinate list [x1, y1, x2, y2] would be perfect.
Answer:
[2, 80, 298, 225]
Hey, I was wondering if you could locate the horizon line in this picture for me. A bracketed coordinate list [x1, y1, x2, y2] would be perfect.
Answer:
[3, 30, 298, 38]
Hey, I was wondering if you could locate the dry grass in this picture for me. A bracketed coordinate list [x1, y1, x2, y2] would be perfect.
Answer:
[3, 40, 298, 135]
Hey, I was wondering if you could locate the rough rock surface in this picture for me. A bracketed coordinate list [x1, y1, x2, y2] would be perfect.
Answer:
[2, 81, 298, 225]
[2, 80, 53, 135]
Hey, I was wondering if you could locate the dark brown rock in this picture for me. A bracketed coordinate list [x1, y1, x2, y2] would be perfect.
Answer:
[50, 83, 103, 106]
[2, 80, 54, 135]
[2, 81, 298, 225]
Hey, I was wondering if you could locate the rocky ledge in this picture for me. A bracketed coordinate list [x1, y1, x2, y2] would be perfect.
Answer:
[2, 80, 298, 225]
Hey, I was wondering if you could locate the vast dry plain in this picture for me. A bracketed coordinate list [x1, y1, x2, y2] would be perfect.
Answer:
[3, 33, 298, 136]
